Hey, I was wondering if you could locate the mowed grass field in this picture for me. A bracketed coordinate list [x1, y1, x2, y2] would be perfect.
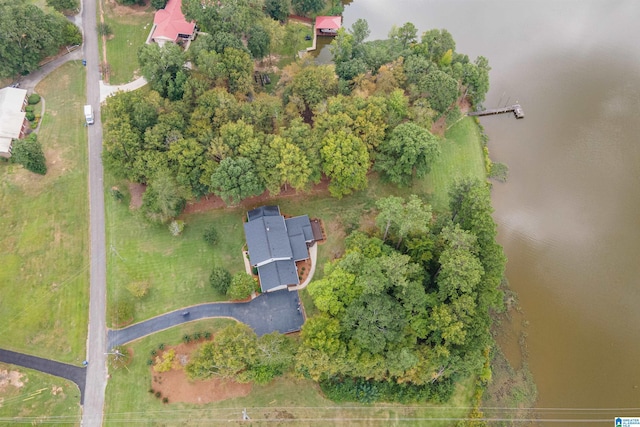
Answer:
[101, 1, 154, 84]
[0, 362, 82, 424]
[103, 321, 475, 426]
[105, 176, 248, 327]
[0, 61, 89, 364]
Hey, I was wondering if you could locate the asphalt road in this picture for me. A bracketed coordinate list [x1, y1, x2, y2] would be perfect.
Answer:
[0, 349, 86, 403]
[108, 290, 305, 349]
[81, 0, 109, 424]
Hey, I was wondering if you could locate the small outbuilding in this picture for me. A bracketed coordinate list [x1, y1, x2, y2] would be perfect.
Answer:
[148, 0, 196, 46]
[0, 87, 28, 159]
[315, 15, 342, 36]
[244, 206, 317, 293]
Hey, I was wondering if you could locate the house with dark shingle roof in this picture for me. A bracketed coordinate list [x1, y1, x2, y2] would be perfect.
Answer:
[244, 206, 316, 293]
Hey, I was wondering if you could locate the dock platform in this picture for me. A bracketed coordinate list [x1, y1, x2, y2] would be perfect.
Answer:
[468, 104, 524, 119]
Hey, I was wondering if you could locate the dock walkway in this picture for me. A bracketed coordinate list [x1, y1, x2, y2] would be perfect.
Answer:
[468, 104, 524, 119]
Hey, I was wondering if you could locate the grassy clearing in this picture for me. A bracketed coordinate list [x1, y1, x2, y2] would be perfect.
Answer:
[102, 1, 154, 84]
[104, 320, 474, 426]
[425, 117, 487, 211]
[0, 61, 88, 364]
[0, 362, 82, 424]
[105, 176, 248, 326]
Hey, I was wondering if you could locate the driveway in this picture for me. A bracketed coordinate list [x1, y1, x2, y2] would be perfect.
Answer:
[0, 349, 86, 403]
[107, 290, 304, 349]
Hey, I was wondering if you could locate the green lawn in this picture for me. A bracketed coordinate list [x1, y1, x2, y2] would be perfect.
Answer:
[104, 321, 474, 426]
[102, 2, 154, 84]
[0, 61, 89, 364]
[426, 117, 487, 211]
[0, 362, 82, 425]
[105, 176, 248, 327]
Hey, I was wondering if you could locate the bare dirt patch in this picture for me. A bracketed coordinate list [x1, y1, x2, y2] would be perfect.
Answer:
[150, 341, 252, 404]
[128, 182, 146, 210]
[0, 369, 26, 392]
[183, 178, 331, 215]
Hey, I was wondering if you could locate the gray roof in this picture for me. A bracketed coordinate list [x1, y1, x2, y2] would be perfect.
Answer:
[285, 215, 314, 242]
[244, 207, 315, 292]
[244, 216, 292, 266]
[247, 205, 280, 221]
[257, 260, 299, 292]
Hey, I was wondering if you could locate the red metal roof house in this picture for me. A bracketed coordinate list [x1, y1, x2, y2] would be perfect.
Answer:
[149, 0, 196, 46]
[315, 15, 342, 36]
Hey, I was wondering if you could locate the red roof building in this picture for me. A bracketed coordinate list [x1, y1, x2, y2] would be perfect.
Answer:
[150, 0, 196, 46]
[315, 16, 342, 36]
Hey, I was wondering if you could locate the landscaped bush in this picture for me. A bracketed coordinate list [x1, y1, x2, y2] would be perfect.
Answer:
[25, 105, 35, 113]
[25, 111, 36, 121]
[168, 219, 185, 236]
[227, 272, 255, 300]
[209, 267, 232, 294]
[203, 225, 218, 246]
[28, 93, 41, 105]
[153, 349, 175, 373]
[11, 133, 46, 175]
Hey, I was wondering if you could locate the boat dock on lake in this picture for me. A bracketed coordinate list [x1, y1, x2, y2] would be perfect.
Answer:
[468, 104, 525, 119]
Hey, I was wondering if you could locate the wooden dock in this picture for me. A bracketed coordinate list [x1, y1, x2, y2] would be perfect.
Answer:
[468, 104, 525, 119]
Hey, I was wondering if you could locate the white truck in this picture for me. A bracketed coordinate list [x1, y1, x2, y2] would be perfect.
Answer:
[84, 104, 94, 125]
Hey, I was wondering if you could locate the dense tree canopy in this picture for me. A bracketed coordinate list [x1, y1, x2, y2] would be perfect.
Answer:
[0, 2, 82, 78]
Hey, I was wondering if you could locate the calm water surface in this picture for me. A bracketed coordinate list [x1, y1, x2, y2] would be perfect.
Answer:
[334, 0, 640, 421]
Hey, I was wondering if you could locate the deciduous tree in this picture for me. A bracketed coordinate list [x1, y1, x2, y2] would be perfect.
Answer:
[375, 122, 440, 186]
[210, 157, 264, 205]
[320, 130, 369, 198]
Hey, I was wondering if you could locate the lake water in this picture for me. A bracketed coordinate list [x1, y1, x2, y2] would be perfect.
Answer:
[331, 0, 640, 422]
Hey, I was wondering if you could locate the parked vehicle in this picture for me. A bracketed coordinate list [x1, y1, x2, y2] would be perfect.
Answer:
[84, 105, 94, 125]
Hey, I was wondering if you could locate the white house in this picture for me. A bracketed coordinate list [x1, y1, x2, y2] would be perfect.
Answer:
[0, 87, 28, 159]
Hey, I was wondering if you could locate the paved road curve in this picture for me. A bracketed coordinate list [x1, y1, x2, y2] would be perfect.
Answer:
[82, 0, 108, 424]
[108, 290, 304, 349]
[0, 349, 86, 403]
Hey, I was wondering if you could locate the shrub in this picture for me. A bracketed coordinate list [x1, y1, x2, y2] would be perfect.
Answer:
[153, 349, 175, 373]
[97, 22, 112, 36]
[28, 93, 41, 105]
[227, 272, 255, 300]
[162, 397, 169, 404]
[109, 295, 135, 326]
[146, 359, 153, 366]
[158, 343, 165, 350]
[319, 377, 455, 404]
[25, 111, 36, 121]
[148, 388, 154, 393]
[168, 219, 185, 236]
[151, 0, 167, 9]
[155, 391, 161, 398]
[182, 334, 192, 343]
[127, 281, 150, 298]
[25, 105, 35, 113]
[209, 267, 232, 294]
[204, 331, 212, 340]
[110, 186, 124, 201]
[203, 226, 218, 246]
